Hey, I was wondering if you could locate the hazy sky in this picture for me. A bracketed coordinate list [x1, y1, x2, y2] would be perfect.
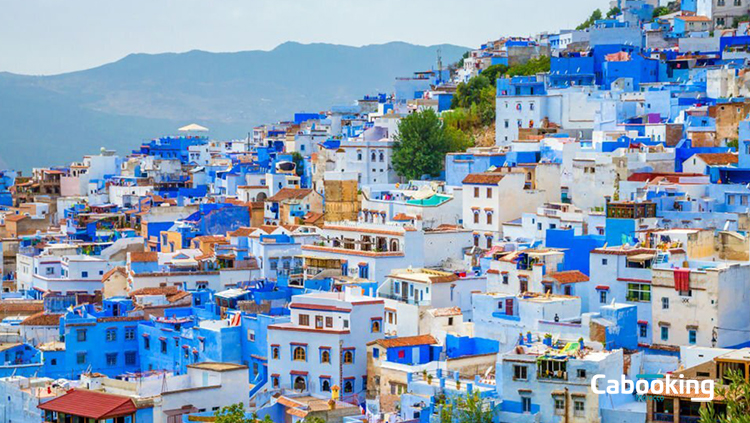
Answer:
[0, 0, 611, 75]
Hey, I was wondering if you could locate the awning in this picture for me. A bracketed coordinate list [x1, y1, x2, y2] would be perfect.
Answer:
[595, 285, 609, 290]
[628, 253, 655, 262]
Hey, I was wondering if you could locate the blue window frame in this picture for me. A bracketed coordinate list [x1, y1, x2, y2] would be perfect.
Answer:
[373, 348, 380, 359]
[106, 328, 117, 342]
[76, 352, 86, 364]
[343, 348, 355, 364]
[661, 326, 669, 341]
[319, 348, 331, 363]
[320, 377, 332, 392]
[371, 318, 382, 333]
[689, 330, 697, 345]
[125, 351, 136, 365]
[124, 327, 136, 341]
[106, 353, 117, 366]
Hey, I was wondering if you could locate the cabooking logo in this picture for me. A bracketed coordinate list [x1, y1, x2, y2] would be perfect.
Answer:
[591, 373, 715, 402]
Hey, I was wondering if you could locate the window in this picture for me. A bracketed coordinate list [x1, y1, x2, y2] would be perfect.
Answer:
[325, 317, 333, 328]
[474, 187, 479, 198]
[537, 222, 542, 230]
[602, 258, 608, 265]
[627, 283, 651, 302]
[106, 353, 117, 366]
[82, 271, 88, 278]
[448, 317, 454, 326]
[321, 350, 331, 363]
[271, 346, 280, 359]
[125, 351, 136, 365]
[513, 365, 528, 381]
[106, 328, 117, 342]
[577, 369, 586, 379]
[662, 297, 669, 310]
[554, 399, 564, 415]
[247, 329, 256, 342]
[298, 314, 310, 326]
[486, 213, 493, 225]
[124, 327, 136, 341]
[321, 379, 331, 392]
[357, 150, 363, 161]
[486, 188, 492, 198]
[343, 320, 349, 329]
[160, 339, 167, 354]
[373, 348, 380, 359]
[76, 352, 86, 364]
[144, 337, 150, 350]
[574, 400, 585, 417]
[502, 274, 509, 284]
[315, 316, 324, 329]
[344, 379, 354, 393]
[599, 290, 607, 304]
[344, 350, 354, 364]
[293, 346, 306, 361]
[689, 329, 697, 345]
[272, 376, 279, 388]
[661, 326, 669, 341]
[473, 213, 479, 224]
[522, 397, 531, 413]
[639, 324, 648, 338]
[371, 319, 381, 333]
[76, 329, 87, 342]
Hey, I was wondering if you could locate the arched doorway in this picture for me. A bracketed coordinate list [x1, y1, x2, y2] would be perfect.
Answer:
[294, 376, 307, 391]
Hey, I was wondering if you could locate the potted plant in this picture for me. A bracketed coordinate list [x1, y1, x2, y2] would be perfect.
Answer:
[422, 369, 428, 380]
[543, 333, 553, 346]
[427, 374, 433, 385]
[455, 379, 461, 391]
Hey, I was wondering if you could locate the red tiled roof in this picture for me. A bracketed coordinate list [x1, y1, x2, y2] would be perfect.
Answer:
[627, 172, 704, 183]
[462, 173, 504, 185]
[20, 312, 62, 326]
[267, 188, 313, 202]
[695, 153, 738, 166]
[228, 227, 255, 237]
[544, 270, 589, 284]
[371, 335, 438, 348]
[38, 389, 137, 419]
[129, 252, 158, 263]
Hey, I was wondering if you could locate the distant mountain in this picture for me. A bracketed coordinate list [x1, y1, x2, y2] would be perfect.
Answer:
[0, 41, 468, 171]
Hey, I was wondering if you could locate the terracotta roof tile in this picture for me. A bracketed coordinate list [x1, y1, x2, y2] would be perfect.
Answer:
[695, 153, 738, 166]
[462, 173, 505, 185]
[20, 312, 62, 326]
[38, 389, 137, 419]
[544, 270, 589, 284]
[372, 335, 439, 348]
[129, 252, 158, 263]
[267, 188, 313, 202]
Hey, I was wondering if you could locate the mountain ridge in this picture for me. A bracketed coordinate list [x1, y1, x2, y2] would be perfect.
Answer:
[0, 41, 468, 171]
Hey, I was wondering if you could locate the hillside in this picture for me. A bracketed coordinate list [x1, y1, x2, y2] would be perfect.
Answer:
[0, 41, 468, 170]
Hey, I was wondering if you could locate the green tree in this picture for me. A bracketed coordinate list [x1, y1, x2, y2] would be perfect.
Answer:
[480, 64, 508, 86]
[577, 9, 603, 30]
[214, 403, 253, 423]
[302, 417, 326, 423]
[452, 75, 492, 110]
[700, 369, 750, 423]
[456, 51, 470, 69]
[653, 6, 671, 18]
[437, 391, 495, 423]
[506, 56, 551, 77]
[393, 109, 456, 180]
[291, 151, 305, 176]
[606, 6, 621, 18]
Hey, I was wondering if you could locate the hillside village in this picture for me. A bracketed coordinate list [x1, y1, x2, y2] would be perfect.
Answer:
[4, 0, 750, 422]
